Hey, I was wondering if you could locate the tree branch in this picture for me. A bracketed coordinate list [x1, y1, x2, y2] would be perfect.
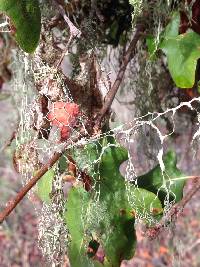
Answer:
[0, 151, 61, 223]
[0, 136, 85, 224]
[95, 23, 145, 127]
[145, 177, 200, 239]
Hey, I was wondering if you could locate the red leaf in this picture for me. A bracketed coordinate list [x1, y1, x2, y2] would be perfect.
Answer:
[47, 101, 80, 141]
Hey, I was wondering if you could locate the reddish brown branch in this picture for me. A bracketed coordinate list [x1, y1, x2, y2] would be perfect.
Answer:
[0, 150, 62, 223]
[0, 135, 85, 224]
[96, 23, 145, 127]
[146, 176, 200, 239]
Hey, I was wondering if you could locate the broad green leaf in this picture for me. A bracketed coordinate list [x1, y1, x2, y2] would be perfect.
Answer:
[65, 187, 104, 267]
[136, 151, 185, 206]
[66, 140, 184, 266]
[161, 12, 200, 88]
[37, 169, 54, 203]
[96, 139, 136, 265]
[0, 0, 41, 53]
[67, 137, 163, 266]
[97, 138, 162, 264]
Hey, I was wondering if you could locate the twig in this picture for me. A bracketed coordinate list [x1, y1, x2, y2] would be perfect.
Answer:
[95, 23, 145, 127]
[146, 176, 200, 239]
[0, 150, 61, 224]
[0, 129, 17, 152]
[0, 135, 85, 224]
[53, 0, 81, 68]
[54, 1, 81, 38]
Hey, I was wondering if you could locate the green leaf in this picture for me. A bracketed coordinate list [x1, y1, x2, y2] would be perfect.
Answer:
[71, 141, 101, 177]
[93, 137, 162, 265]
[136, 151, 185, 206]
[161, 12, 200, 88]
[96, 139, 136, 265]
[65, 187, 104, 267]
[146, 35, 157, 59]
[37, 169, 54, 203]
[127, 186, 163, 223]
[0, 0, 41, 53]
[163, 12, 180, 38]
[67, 136, 163, 266]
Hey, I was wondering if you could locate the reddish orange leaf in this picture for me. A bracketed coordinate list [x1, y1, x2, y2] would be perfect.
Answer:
[47, 101, 80, 141]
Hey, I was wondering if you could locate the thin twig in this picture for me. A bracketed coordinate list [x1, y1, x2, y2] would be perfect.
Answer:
[53, 0, 81, 68]
[146, 176, 200, 239]
[95, 23, 145, 127]
[0, 135, 85, 223]
[0, 129, 17, 152]
[0, 151, 61, 224]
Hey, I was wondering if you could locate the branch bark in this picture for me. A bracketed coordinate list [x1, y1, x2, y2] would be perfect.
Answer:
[95, 23, 145, 127]
[0, 136, 84, 223]
[145, 177, 200, 239]
[0, 151, 61, 223]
